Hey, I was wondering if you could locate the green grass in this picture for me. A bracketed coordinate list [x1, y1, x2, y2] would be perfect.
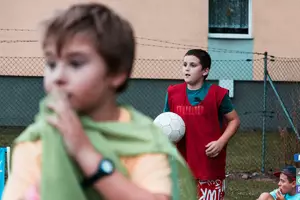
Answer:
[225, 179, 276, 200]
[0, 128, 297, 200]
[227, 131, 299, 173]
[227, 132, 280, 172]
[0, 127, 22, 147]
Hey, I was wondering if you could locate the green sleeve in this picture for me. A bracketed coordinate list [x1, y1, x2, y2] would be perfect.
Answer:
[219, 93, 234, 115]
[163, 93, 170, 112]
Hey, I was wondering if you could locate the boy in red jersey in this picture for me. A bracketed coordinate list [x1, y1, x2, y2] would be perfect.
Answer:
[164, 49, 240, 200]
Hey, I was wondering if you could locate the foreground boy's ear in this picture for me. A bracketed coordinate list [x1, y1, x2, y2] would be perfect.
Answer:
[111, 72, 127, 89]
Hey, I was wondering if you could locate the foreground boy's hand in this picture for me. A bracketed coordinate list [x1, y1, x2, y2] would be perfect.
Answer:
[46, 89, 170, 200]
[46, 89, 95, 159]
[205, 140, 225, 157]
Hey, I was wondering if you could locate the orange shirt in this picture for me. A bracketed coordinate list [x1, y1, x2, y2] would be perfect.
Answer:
[2, 108, 172, 200]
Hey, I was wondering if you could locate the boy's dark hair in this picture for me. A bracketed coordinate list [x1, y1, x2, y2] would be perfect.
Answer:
[286, 175, 294, 183]
[185, 49, 211, 79]
[42, 3, 135, 93]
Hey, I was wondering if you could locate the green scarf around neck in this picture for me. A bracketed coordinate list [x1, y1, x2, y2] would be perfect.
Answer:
[14, 97, 197, 200]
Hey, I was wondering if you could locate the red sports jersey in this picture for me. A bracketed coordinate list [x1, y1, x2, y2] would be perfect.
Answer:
[167, 82, 228, 180]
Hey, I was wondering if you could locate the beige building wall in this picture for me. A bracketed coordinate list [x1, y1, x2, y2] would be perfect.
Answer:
[253, 0, 300, 81]
[0, 0, 208, 79]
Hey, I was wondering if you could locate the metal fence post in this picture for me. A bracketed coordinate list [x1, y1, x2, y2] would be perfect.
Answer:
[262, 51, 268, 173]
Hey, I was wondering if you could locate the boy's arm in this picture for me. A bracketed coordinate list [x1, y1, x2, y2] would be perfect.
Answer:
[206, 94, 240, 157]
[129, 154, 172, 196]
[2, 142, 41, 200]
[218, 94, 240, 145]
[76, 151, 171, 200]
[218, 109, 240, 145]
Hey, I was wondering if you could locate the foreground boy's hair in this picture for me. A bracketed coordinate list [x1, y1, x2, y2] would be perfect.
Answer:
[42, 3, 135, 92]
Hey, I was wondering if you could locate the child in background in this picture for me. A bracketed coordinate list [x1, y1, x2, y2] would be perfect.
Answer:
[257, 165, 300, 200]
[2, 3, 196, 200]
[164, 49, 240, 200]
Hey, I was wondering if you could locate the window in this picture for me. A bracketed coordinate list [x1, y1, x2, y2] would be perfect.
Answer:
[209, 0, 252, 39]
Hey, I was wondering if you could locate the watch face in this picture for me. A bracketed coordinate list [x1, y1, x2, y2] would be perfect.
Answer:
[101, 160, 114, 174]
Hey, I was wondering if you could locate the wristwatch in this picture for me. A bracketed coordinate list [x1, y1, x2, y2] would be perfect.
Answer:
[81, 158, 115, 188]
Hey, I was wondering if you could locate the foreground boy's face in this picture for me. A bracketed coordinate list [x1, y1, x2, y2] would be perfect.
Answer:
[43, 34, 112, 112]
[182, 55, 208, 85]
[278, 173, 295, 194]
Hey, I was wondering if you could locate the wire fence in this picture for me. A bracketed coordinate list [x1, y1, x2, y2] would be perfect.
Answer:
[0, 39, 299, 176]
[264, 56, 300, 171]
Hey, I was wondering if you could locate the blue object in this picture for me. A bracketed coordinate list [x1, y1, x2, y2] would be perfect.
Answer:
[0, 148, 7, 200]
[294, 154, 300, 162]
[297, 185, 300, 194]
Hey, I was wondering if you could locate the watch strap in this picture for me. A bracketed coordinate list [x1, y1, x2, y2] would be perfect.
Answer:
[80, 158, 114, 188]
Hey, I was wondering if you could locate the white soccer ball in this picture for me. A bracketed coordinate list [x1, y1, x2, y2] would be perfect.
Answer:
[153, 112, 185, 142]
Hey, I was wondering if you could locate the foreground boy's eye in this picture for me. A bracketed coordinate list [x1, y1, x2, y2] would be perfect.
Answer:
[183, 62, 187, 67]
[46, 61, 56, 69]
[69, 59, 85, 68]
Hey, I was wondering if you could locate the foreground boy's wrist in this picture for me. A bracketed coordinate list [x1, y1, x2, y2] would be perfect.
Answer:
[75, 147, 103, 177]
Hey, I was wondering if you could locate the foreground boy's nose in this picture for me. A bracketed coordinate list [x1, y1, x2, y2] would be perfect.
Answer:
[54, 79, 67, 87]
[52, 67, 67, 87]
